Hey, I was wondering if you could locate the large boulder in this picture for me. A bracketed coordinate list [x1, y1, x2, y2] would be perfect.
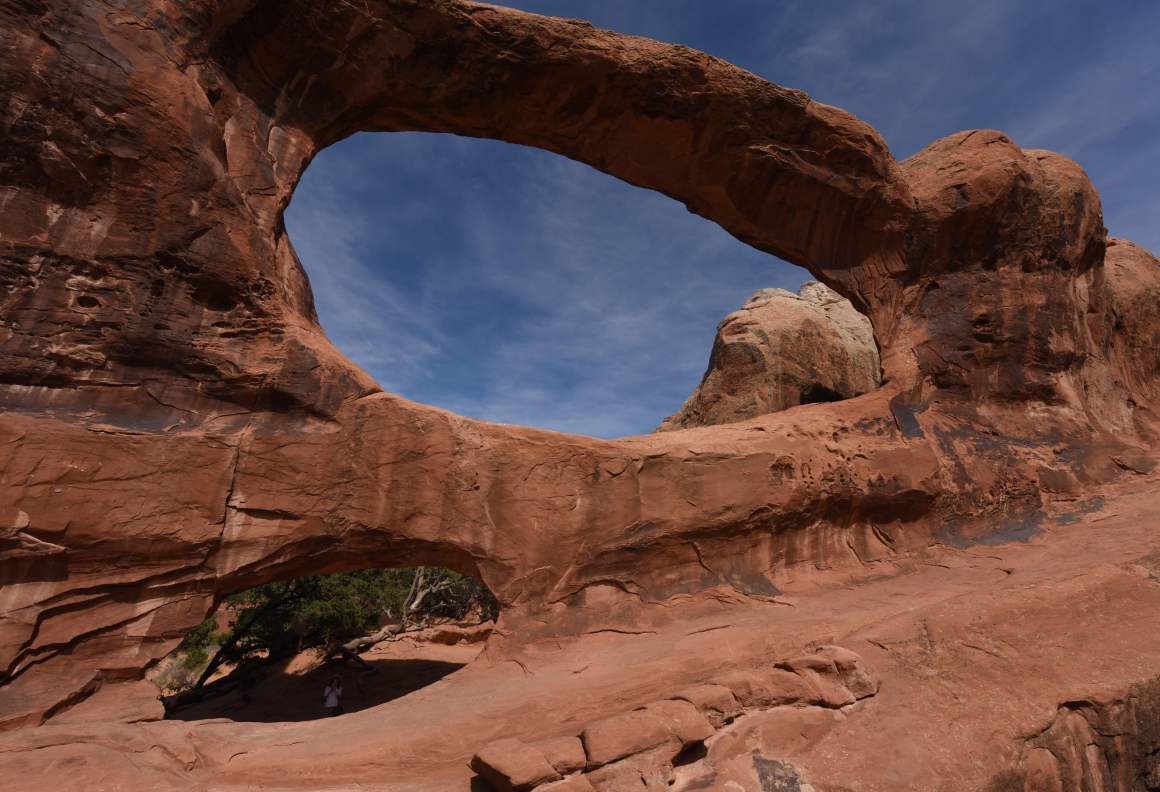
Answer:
[658, 281, 881, 430]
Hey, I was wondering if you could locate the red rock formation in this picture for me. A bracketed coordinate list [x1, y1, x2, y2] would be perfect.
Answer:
[658, 281, 881, 430]
[472, 648, 879, 792]
[0, 1, 1158, 789]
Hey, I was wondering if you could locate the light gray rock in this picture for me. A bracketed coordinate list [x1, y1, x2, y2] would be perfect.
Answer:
[658, 281, 881, 431]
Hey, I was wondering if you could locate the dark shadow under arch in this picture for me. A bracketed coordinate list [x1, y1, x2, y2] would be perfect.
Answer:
[166, 657, 473, 723]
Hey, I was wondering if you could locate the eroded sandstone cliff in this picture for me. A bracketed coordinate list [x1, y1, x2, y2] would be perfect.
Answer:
[0, 1, 1158, 790]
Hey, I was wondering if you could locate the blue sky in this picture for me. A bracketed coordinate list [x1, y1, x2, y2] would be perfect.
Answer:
[286, 0, 1160, 438]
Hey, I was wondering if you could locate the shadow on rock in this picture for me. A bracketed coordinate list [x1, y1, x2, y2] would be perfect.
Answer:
[166, 657, 465, 723]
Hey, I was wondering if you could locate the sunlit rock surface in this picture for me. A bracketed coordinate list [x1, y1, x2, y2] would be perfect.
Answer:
[658, 281, 881, 431]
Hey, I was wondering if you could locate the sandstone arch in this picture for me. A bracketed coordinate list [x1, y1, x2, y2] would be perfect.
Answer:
[1, 1, 1159, 789]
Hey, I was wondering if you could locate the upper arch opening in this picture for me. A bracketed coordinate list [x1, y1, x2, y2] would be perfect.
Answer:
[285, 131, 816, 437]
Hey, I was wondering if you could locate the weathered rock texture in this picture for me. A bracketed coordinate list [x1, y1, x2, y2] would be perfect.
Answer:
[469, 645, 878, 791]
[658, 281, 881, 430]
[0, 1, 1159, 790]
[1002, 681, 1160, 792]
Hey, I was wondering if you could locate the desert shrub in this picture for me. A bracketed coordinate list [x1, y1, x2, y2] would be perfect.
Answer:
[174, 615, 223, 670]
[153, 659, 200, 694]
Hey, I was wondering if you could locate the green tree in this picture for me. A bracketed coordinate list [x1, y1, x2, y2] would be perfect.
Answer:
[165, 566, 497, 701]
[228, 568, 413, 660]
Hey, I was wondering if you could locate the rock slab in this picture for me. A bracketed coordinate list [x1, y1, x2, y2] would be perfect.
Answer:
[659, 281, 882, 430]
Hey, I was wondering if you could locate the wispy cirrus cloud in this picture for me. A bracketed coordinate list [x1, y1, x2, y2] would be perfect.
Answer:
[287, 165, 447, 393]
[287, 131, 801, 438]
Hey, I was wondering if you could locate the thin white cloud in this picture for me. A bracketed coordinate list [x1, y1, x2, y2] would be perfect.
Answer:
[1010, 47, 1160, 157]
[287, 160, 447, 392]
[452, 148, 801, 414]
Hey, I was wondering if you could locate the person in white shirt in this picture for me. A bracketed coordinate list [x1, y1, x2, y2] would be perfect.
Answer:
[323, 675, 344, 717]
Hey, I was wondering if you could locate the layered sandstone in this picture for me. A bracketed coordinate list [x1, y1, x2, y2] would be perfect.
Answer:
[0, 1, 1158, 790]
[658, 281, 881, 430]
[470, 645, 879, 791]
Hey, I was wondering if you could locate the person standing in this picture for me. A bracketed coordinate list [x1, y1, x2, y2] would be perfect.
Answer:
[323, 675, 344, 717]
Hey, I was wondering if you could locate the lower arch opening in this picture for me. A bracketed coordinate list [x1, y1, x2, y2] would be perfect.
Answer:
[153, 566, 498, 723]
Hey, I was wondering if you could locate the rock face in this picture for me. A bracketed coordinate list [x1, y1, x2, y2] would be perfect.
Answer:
[470, 646, 877, 791]
[1010, 683, 1160, 792]
[0, 1, 1159, 790]
[658, 281, 881, 430]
